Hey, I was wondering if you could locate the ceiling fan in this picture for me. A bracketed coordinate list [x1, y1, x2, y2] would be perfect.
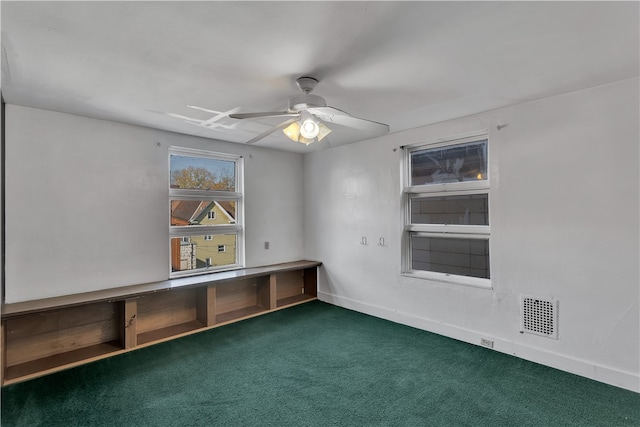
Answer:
[229, 77, 390, 145]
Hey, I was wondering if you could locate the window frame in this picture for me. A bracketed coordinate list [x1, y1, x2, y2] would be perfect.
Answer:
[402, 133, 491, 289]
[169, 146, 244, 278]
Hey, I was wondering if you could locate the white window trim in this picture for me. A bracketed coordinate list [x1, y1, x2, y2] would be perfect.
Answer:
[402, 270, 491, 289]
[402, 133, 491, 289]
[169, 146, 244, 277]
[405, 180, 489, 195]
[405, 223, 491, 235]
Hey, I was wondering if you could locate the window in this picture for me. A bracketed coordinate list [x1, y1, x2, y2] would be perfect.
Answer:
[169, 147, 243, 277]
[403, 135, 490, 288]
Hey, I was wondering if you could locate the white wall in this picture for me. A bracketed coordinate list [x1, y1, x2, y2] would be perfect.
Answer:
[304, 77, 640, 392]
[5, 105, 304, 302]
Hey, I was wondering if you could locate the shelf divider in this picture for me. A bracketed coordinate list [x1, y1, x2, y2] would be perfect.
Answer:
[121, 299, 138, 349]
[197, 285, 216, 327]
[1, 322, 6, 385]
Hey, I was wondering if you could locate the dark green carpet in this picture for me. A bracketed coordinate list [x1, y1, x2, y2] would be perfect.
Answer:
[2, 301, 639, 426]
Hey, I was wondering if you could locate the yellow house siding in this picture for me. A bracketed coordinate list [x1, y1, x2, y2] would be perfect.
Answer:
[199, 203, 235, 226]
[191, 234, 236, 267]
[190, 203, 237, 267]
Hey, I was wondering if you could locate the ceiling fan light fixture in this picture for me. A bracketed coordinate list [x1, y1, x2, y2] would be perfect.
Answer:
[300, 118, 320, 139]
[283, 117, 331, 145]
[316, 121, 332, 141]
[298, 136, 315, 145]
[283, 121, 300, 142]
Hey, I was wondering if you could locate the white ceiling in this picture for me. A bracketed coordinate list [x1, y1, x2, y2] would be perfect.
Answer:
[2, 1, 638, 153]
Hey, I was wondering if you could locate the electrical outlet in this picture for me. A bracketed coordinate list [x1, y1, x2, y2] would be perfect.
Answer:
[264, 241, 269, 250]
[480, 338, 494, 348]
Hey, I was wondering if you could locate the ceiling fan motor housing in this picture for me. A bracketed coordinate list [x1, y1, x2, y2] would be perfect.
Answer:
[288, 94, 326, 112]
[296, 76, 319, 94]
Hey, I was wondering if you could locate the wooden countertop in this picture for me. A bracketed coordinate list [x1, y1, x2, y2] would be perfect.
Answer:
[2, 260, 322, 318]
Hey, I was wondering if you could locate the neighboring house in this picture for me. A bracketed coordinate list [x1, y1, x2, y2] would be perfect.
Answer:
[170, 201, 237, 271]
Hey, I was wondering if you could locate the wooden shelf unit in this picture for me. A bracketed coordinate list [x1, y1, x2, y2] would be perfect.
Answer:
[1, 260, 320, 385]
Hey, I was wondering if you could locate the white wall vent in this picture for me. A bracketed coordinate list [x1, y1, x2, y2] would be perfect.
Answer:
[520, 295, 558, 339]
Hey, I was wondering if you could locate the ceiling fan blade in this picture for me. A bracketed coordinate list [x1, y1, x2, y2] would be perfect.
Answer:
[308, 106, 389, 135]
[230, 111, 299, 120]
[167, 113, 204, 122]
[188, 105, 241, 115]
[245, 117, 300, 144]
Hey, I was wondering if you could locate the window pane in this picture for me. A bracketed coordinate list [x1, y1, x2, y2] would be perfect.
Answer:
[411, 194, 488, 225]
[171, 200, 236, 226]
[410, 140, 487, 186]
[411, 236, 489, 279]
[170, 155, 236, 191]
[171, 234, 237, 272]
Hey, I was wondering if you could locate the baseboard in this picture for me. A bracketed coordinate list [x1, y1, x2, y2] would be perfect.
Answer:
[318, 291, 639, 393]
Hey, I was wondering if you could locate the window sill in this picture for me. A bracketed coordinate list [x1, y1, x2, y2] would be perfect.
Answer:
[170, 264, 244, 279]
[401, 271, 492, 290]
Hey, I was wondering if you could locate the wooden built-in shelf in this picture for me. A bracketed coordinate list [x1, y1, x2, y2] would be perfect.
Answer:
[5, 341, 124, 383]
[136, 321, 205, 346]
[215, 306, 267, 324]
[277, 293, 316, 308]
[1, 260, 321, 385]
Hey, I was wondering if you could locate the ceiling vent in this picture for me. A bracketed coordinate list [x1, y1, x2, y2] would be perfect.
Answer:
[520, 295, 558, 339]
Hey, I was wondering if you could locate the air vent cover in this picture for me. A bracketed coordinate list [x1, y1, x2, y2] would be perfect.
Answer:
[520, 295, 558, 339]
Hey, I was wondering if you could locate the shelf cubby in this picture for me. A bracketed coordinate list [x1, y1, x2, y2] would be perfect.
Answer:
[136, 288, 204, 345]
[3, 301, 122, 382]
[215, 276, 272, 324]
[276, 267, 317, 308]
